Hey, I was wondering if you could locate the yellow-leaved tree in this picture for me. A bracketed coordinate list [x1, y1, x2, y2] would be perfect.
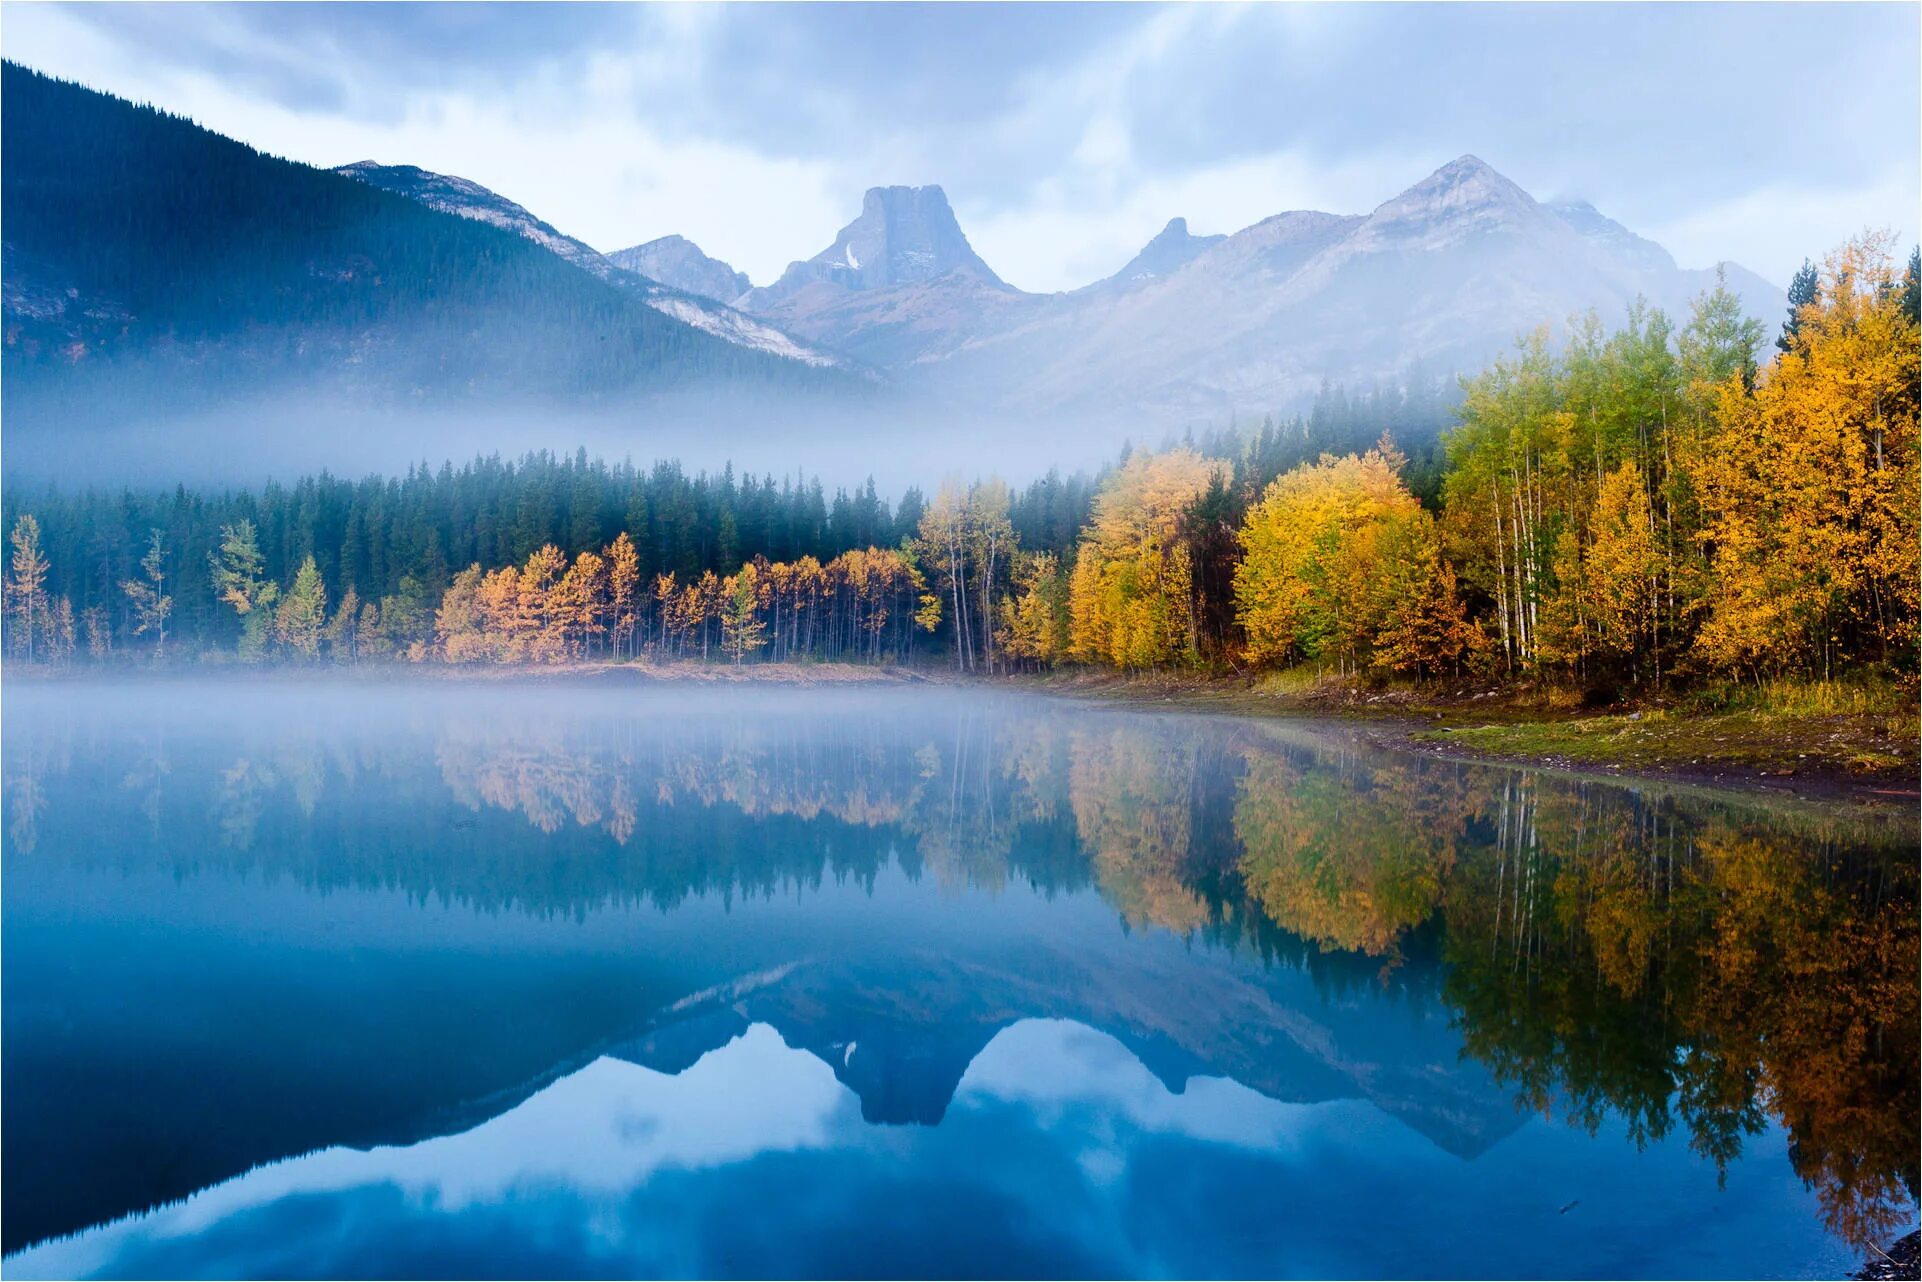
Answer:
[1688, 234, 1920, 677]
[1584, 461, 1662, 673]
[998, 550, 1069, 667]
[1067, 448, 1225, 669]
[1235, 447, 1470, 676]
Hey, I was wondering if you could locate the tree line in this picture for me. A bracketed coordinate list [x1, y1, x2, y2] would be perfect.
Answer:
[7, 236, 1913, 689]
[1004, 238, 1917, 688]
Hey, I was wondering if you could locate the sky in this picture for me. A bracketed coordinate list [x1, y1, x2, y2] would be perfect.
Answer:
[2, 1, 1915, 293]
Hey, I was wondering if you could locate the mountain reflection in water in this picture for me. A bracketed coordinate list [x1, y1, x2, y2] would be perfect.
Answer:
[3, 680, 1914, 1279]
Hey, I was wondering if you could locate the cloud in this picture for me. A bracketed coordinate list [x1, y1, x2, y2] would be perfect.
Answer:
[1643, 164, 1920, 284]
[2, 0, 1915, 291]
[1109, 5, 1916, 193]
[46, 1, 635, 116]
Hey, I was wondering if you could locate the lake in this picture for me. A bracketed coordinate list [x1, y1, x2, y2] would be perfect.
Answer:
[2, 678, 1915, 1280]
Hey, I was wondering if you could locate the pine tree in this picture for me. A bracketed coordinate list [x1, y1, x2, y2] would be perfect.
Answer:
[1903, 247, 1920, 327]
[1777, 259, 1820, 354]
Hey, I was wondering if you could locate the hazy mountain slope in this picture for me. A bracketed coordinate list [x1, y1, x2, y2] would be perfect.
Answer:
[609, 235, 751, 305]
[1547, 198, 1677, 272]
[2, 62, 1786, 451]
[335, 161, 848, 370]
[808, 155, 1787, 421]
[1085, 217, 1228, 293]
[0, 63, 851, 430]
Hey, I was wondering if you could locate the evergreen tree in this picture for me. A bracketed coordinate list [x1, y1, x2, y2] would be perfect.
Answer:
[1902, 246, 1920, 327]
[1778, 259, 1820, 353]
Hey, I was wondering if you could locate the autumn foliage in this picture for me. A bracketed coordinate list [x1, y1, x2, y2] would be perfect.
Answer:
[433, 541, 937, 666]
[5, 235, 1913, 692]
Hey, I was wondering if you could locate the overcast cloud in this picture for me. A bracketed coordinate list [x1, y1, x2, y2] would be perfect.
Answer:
[2, 1, 1914, 291]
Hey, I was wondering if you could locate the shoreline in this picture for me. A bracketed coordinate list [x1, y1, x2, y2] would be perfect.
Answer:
[8, 660, 1916, 808]
[1002, 669, 1920, 811]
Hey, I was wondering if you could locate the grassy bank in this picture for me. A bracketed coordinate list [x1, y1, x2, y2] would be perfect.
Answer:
[1016, 667, 1920, 804]
[1418, 691, 1912, 785]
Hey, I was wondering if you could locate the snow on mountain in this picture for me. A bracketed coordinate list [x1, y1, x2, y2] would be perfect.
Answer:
[335, 161, 611, 277]
[331, 153, 1788, 424]
[334, 162, 850, 370]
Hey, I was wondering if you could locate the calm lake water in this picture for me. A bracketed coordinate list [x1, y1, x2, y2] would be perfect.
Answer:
[3, 678, 1915, 1280]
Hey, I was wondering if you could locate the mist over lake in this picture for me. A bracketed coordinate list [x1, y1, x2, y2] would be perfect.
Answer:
[3, 679, 1912, 1279]
[3, 3, 1918, 1278]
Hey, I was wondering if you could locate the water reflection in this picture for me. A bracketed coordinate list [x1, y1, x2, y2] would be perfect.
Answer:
[2, 679, 1914, 1277]
[0, 1020, 1871, 1281]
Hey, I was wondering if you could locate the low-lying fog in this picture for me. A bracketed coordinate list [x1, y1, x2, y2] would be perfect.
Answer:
[1, 384, 1166, 492]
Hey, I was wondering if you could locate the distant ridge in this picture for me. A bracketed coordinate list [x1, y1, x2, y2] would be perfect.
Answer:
[609, 235, 751, 306]
[0, 62, 1789, 443]
[731, 152, 1787, 421]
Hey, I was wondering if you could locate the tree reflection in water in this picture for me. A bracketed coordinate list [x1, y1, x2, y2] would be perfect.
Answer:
[8, 687, 1915, 1249]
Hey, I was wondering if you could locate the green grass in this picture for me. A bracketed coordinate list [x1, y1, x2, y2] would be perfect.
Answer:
[1683, 674, 1909, 718]
[1417, 698, 1917, 783]
[1248, 664, 1343, 697]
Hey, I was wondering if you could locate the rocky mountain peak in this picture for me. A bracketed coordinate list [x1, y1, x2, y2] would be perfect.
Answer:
[1350, 154, 1557, 252]
[804, 184, 1006, 292]
[1392, 154, 1537, 216]
[1095, 215, 1227, 290]
[609, 235, 751, 305]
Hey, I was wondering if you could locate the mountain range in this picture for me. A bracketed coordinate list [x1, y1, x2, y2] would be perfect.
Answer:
[2, 60, 1786, 463]
[733, 159, 1783, 421]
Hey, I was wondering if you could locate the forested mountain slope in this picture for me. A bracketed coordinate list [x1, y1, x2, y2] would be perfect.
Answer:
[0, 63, 854, 429]
[333, 161, 849, 370]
